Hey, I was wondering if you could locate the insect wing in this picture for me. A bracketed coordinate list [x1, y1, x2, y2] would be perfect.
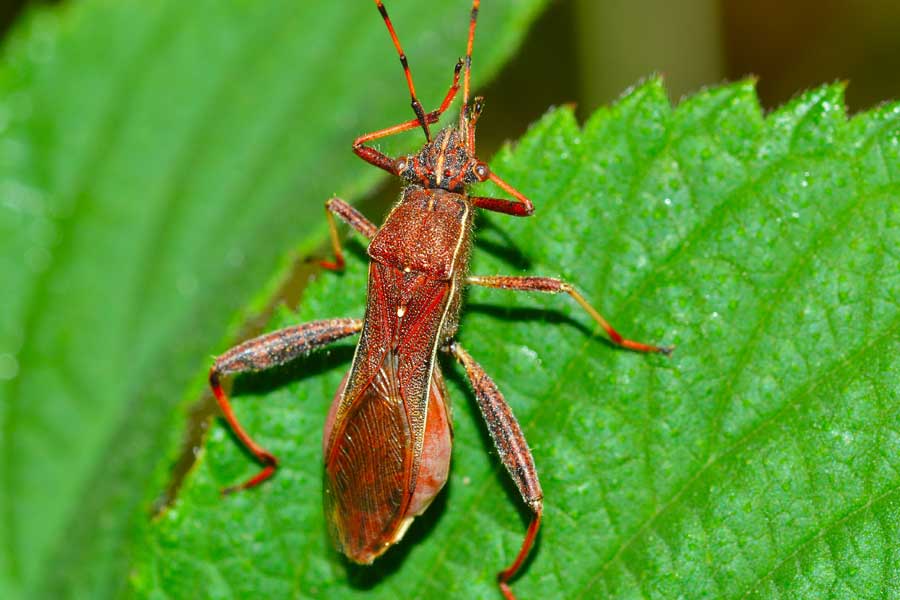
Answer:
[323, 348, 412, 563]
[323, 261, 452, 562]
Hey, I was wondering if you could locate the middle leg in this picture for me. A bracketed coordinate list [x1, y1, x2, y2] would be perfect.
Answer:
[466, 275, 672, 355]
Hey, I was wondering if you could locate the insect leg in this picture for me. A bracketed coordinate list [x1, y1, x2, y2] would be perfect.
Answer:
[466, 275, 673, 355]
[210, 318, 364, 493]
[353, 60, 462, 175]
[321, 197, 377, 271]
[471, 172, 535, 217]
[445, 341, 542, 600]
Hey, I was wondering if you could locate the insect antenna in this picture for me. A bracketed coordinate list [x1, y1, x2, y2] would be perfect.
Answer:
[374, 0, 432, 141]
[460, 0, 480, 142]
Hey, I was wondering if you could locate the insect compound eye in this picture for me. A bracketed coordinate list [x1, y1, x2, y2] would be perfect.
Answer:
[394, 156, 410, 176]
[473, 162, 490, 182]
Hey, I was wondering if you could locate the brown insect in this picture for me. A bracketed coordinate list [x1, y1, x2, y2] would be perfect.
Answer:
[208, 1, 671, 598]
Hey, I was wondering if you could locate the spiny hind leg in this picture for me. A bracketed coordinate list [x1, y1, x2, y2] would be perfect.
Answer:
[444, 341, 542, 600]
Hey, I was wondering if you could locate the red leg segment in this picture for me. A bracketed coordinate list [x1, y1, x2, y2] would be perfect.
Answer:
[471, 196, 533, 218]
[466, 275, 673, 355]
[471, 172, 536, 217]
[446, 341, 542, 600]
[210, 318, 364, 493]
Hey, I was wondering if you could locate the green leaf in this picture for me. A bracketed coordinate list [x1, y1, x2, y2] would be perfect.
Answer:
[0, 1, 546, 598]
[135, 79, 900, 599]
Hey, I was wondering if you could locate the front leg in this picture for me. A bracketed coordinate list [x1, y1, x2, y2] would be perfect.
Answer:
[466, 275, 672, 355]
[445, 341, 542, 600]
[210, 318, 363, 492]
[352, 59, 463, 173]
[471, 172, 536, 217]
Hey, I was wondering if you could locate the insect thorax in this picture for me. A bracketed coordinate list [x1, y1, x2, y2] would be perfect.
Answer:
[368, 185, 472, 281]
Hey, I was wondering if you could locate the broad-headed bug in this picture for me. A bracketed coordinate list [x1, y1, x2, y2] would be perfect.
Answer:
[208, 1, 672, 597]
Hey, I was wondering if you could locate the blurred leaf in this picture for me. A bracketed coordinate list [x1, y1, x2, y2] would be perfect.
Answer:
[135, 79, 900, 598]
[0, 1, 546, 598]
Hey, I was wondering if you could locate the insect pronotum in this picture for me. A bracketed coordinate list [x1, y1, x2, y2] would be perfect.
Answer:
[208, 1, 672, 598]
